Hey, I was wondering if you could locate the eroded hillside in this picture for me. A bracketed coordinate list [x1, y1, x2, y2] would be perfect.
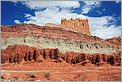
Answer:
[1, 24, 120, 55]
[1, 20, 121, 81]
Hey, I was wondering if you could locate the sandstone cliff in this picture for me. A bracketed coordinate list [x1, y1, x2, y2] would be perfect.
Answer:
[61, 18, 90, 35]
[1, 19, 121, 81]
[1, 24, 120, 55]
[1, 45, 120, 66]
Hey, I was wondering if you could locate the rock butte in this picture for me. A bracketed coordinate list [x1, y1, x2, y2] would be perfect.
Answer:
[61, 18, 90, 35]
[1, 18, 121, 81]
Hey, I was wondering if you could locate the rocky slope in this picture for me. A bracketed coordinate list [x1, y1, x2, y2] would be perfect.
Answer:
[1, 24, 120, 55]
[105, 37, 121, 47]
[1, 23, 121, 81]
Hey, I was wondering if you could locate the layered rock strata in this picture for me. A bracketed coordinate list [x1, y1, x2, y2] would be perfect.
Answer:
[1, 45, 121, 66]
[1, 18, 121, 81]
[61, 18, 90, 35]
[1, 24, 120, 55]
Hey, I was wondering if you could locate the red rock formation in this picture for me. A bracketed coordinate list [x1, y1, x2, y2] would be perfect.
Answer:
[1, 45, 63, 64]
[105, 37, 121, 47]
[96, 61, 111, 67]
[61, 18, 90, 35]
[1, 45, 121, 66]
[1, 19, 121, 81]
[77, 59, 92, 66]
[63, 52, 121, 66]
[1, 23, 120, 48]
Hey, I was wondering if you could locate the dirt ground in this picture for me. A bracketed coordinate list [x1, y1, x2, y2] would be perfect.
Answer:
[1, 60, 121, 81]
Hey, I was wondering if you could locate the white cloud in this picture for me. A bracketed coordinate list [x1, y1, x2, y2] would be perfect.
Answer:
[10, 1, 20, 5]
[88, 16, 121, 39]
[25, 13, 31, 18]
[103, 9, 106, 11]
[24, 7, 87, 25]
[14, 20, 21, 24]
[22, 1, 80, 9]
[115, 1, 120, 3]
[82, 1, 101, 14]
[91, 25, 121, 39]
[20, 1, 121, 39]
[10, 1, 18, 3]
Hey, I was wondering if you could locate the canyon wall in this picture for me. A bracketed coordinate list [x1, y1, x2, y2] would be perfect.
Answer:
[1, 18, 121, 82]
[1, 24, 120, 55]
[2, 45, 121, 66]
[1, 18, 121, 64]
[1, 18, 121, 81]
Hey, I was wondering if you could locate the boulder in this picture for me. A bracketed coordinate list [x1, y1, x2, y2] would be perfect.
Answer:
[96, 61, 111, 67]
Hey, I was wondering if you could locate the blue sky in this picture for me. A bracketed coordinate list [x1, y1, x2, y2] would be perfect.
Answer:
[1, 1, 121, 39]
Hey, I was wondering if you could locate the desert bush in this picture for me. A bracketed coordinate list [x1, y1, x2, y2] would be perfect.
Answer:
[1, 75, 5, 79]
[44, 72, 50, 80]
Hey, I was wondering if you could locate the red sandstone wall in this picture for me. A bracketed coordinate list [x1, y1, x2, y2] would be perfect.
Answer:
[1, 45, 121, 66]
[61, 18, 90, 35]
